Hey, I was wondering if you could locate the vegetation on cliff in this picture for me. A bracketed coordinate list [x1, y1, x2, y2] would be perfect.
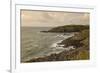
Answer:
[47, 25, 89, 33]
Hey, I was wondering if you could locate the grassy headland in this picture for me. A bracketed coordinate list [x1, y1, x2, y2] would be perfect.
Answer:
[42, 25, 89, 33]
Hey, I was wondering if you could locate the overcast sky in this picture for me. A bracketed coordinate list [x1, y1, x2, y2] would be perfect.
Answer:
[21, 10, 89, 27]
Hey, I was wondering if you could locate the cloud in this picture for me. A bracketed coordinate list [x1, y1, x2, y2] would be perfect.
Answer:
[21, 10, 89, 27]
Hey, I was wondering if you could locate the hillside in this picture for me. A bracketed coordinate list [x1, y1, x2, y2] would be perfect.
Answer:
[47, 25, 89, 33]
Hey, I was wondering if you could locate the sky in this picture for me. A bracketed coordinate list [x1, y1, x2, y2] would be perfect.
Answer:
[21, 10, 89, 27]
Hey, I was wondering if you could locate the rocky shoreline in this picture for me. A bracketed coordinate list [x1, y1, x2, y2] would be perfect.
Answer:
[24, 25, 89, 63]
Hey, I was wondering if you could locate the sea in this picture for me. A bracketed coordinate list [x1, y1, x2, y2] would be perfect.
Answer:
[21, 27, 74, 62]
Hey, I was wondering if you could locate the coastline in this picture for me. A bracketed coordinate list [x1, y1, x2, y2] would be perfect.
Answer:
[23, 25, 89, 63]
[23, 34, 75, 62]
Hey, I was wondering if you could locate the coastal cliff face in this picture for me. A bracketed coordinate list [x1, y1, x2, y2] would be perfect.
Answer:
[59, 29, 89, 48]
[25, 25, 89, 63]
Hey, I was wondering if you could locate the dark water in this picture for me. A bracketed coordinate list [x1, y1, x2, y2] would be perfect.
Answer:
[21, 27, 74, 62]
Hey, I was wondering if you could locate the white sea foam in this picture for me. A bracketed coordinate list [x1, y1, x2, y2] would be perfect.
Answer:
[51, 34, 75, 51]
